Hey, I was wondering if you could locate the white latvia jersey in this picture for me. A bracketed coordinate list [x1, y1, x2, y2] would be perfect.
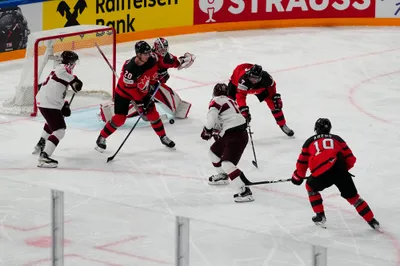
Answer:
[36, 64, 75, 110]
[206, 95, 246, 136]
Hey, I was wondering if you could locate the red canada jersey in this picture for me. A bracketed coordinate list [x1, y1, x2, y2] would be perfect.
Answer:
[228, 63, 276, 107]
[296, 134, 356, 178]
[115, 55, 159, 102]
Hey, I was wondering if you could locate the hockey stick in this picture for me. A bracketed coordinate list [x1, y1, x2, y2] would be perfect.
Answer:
[247, 178, 291, 186]
[95, 42, 120, 79]
[247, 124, 258, 168]
[107, 83, 161, 163]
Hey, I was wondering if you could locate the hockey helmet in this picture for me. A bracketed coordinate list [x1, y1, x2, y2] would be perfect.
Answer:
[61, 51, 78, 65]
[213, 83, 228, 97]
[135, 40, 151, 55]
[246, 64, 262, 83]
[314, 118, 332, 134]
[153, 37, 169, 56]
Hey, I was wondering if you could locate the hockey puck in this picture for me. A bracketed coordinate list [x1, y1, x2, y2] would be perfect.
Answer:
[169, 119, 175, 124]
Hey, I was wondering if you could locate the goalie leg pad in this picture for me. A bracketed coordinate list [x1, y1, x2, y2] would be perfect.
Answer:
[100, 103, 114, 122]
[175, 101, 192, 119]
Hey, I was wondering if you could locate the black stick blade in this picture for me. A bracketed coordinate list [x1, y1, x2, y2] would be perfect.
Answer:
[107, 156, 115, 163]
[252, 160, 258, 168]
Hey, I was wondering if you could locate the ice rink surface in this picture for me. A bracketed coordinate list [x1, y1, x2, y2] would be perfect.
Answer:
[0, 27, 400, 265]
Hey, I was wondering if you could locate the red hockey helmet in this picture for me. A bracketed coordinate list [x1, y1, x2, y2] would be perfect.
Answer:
[153, 37, 169, 56]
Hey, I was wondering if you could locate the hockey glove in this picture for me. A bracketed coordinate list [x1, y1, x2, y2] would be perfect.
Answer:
[157, 70, 170, 83]
[291, 170, 304, 186]
[201, 127, 213, 141]
[70, 77, 83, 93]
[239, 106, 251, 123]
[178, 52, 195, 70]
[61, 101, 71, 117]
[272, 93, 283, 110]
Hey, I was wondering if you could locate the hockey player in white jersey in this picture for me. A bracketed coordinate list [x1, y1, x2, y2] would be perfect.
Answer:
[201, 83, 254, 203]
[33, 51, 82, 168]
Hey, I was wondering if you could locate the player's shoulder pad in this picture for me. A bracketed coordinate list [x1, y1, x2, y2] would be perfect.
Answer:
[209, 98, 222, 110]
[302, 135, 317, 148]
[330, 134, 346, 143]
[261, 71, 274, 86]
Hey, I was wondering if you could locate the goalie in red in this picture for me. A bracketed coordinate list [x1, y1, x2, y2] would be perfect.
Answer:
[291, 118, 380, 230]
[99, 37, 195, 123]
[228, 64, 294, 137]
[95, 41, 175, 152]
[33, 51, 82, 168]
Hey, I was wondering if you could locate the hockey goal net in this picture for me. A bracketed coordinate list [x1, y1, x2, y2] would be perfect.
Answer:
[0, 25, 116, 116]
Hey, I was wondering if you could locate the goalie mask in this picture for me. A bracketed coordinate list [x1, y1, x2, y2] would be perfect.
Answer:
[246, 64, 262, 84]
[153, 37, 169, 56]
[213, 83, 228, 97]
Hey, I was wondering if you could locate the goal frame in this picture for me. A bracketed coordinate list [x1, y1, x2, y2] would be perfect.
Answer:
[31, 26, 116, 116]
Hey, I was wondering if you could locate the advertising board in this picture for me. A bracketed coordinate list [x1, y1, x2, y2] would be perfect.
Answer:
[43, 0, 193, 33]
[0, 3, 41, 53]
[375, 0, 400, 18]
[194, 0, 375, 25]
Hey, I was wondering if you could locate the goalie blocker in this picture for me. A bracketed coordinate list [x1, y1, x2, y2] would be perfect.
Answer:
[99, 83, 192, 122]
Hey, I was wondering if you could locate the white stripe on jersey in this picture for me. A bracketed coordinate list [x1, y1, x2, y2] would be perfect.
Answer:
[36, 64, 75, 110]
[206, 95, 246, 136]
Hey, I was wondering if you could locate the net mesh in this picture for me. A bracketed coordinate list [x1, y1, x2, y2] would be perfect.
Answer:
[0, 25, 115, 116]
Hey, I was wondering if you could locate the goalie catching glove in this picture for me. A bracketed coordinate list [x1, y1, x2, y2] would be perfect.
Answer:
[178, 52, 195, 70]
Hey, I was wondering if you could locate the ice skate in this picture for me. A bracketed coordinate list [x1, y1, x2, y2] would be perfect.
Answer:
[280, 124, 294, 137]
[160, 135, 175, 148]
[95, 135, 107, 153]
[233, 187, 254, 203]
[32, 137, 46, 154]
[368, 218, 380, 231]
[38, 152, 58, 168]
[312, 212, 327, 228]
[208, 173, 229, 185]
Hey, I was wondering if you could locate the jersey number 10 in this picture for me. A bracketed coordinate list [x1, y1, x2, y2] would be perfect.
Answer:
[314, 139, 334, 155]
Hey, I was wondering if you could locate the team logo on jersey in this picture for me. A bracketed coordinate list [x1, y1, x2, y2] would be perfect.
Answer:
[57, 0, 87, 27]
[198, 0, 223, 23]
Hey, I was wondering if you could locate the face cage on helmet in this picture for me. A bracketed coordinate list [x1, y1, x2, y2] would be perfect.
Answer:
[155, 42, 168, 56]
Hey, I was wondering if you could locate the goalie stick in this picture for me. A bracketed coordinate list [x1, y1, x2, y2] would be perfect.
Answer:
[107, 83, 161, 163]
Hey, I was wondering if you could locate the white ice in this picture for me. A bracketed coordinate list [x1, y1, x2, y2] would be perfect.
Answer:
[0, 27, 399, 266]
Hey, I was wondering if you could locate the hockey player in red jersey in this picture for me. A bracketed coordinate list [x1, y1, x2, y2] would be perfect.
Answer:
[95, 41, 175, 152]
[99, 37, 195, 123]
[228, 64, 294, 136]
[291, 118, 380, 230]
[201, 83, 254, 203]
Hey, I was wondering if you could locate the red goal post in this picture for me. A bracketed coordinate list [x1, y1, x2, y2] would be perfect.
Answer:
[0, 25, 116, 116]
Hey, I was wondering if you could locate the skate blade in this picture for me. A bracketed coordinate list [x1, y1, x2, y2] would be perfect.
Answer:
[234, 196, 254, 203]
[94, 146, 105, 153]
[314, 222, 327, 229]
[208, 180, 229, 186]
[37, 162, 58, 168]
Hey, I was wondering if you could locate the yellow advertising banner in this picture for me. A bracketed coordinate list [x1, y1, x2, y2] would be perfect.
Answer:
[42, 0, 193, 33]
